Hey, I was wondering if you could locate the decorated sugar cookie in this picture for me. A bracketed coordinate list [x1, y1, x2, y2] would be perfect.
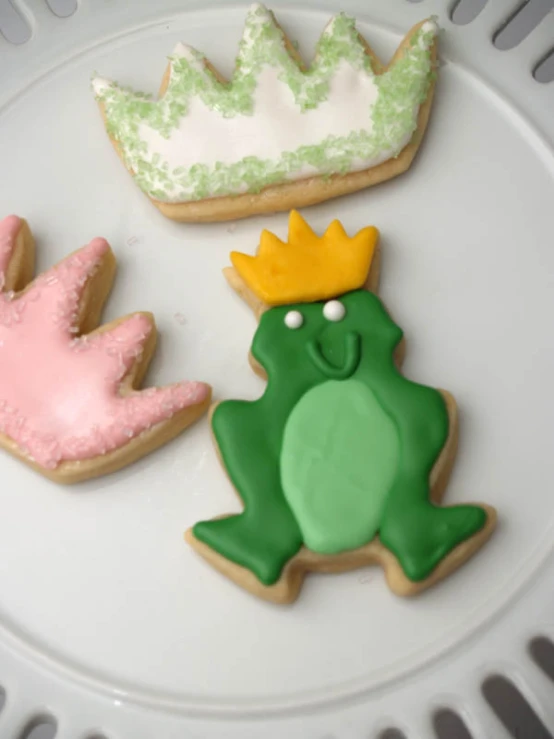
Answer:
[0, 215, 210, 483]
[186, 211, 496, 603]
[92, 4, 438, 223]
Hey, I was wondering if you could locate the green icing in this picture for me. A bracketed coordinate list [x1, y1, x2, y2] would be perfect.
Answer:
[280, 379, 399, 554]
[307, 330, 361, 380]
[93, 6, 437, 202]
[193, 291, 488, 586]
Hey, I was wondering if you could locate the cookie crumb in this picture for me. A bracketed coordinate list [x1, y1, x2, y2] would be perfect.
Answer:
[357, 574, 374, 584]
[174, 312, 187, 325]
[226, 223, 237, 234]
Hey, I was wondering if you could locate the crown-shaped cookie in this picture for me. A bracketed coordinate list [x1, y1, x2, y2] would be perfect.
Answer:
[230, 210, 378, 307]
[0, 215, 210, 483]
[92, 4, 438, 222]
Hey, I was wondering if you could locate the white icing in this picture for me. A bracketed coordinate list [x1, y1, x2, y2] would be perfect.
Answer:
[137, 62, 379, 176]
[420, 20, 438, 37]
[285, 310, 303, 329]
[92, 78, 111, 97]
[323, 300, 346, 322]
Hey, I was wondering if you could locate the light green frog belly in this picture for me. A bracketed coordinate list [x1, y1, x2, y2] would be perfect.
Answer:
[280, 379, 400, 554]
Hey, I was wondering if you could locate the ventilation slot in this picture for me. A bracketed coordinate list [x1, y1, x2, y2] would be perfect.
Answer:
[482, 675, 553, 739]
[530, 636, 554, 681]
[45, 0, 78, 18]
[17, 715, 57, 739]
[451, 0, 489, 25]
[494, 0, 554, 50]
[433, 708, 473, 739]
[534, 49, 554, 82]
[0, 1, 31, 44]
[0, 685, 5, 713]
[18, 716, 57, 739]
[378, 730, 407, 739]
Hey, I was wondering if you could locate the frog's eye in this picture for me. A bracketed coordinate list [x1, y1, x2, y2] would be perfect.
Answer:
[323, 300, 346, 322]
[284, 310, 304, 329]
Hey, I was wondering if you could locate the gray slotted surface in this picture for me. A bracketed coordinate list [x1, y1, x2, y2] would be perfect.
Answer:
[0, 1, 552, 738]
[0, 2, 552, 71]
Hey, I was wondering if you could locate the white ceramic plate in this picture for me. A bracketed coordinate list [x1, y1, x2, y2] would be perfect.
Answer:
[0, 1, 552, 737]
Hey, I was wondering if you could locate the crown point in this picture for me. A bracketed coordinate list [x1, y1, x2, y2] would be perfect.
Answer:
[0, 215, 21, 231]
[421, 18, 439, 35]
[171, 41, 193, 59]
[288, 210, 317, 244]
[258, 229, 284, 258]
[248, 3, 270, 17]
[89, 237, 110, 252]
[72, 237, 111, 267]
[91, 76, 112, 98]
[324, 219, 348, 241]
[358, 224, 379, 242]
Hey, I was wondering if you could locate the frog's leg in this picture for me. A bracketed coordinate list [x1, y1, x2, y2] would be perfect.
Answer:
[380, 494, 489, 582]
[191, 399, 303, 587]
[380, 391, 492, 583]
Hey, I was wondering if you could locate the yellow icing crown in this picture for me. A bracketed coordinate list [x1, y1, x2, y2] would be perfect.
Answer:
[230, 211, 378, 305]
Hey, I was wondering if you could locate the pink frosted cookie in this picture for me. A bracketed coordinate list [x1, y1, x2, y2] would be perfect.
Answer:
[0, 215, 210, 483]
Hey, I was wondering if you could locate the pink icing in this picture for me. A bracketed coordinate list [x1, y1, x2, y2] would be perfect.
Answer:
[0, 215, 209, 469]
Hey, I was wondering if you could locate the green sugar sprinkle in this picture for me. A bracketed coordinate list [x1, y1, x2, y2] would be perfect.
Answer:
[93, 6, 436, 202]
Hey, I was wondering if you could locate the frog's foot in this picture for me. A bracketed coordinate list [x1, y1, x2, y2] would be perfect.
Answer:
[187, 512, 303, 591]
[380, 502, 497, 588]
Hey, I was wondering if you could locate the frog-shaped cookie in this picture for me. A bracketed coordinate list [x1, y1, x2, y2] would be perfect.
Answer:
[186, 212, 496, 602]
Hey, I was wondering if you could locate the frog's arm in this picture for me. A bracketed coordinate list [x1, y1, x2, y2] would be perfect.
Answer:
[193, 398, 303, 586]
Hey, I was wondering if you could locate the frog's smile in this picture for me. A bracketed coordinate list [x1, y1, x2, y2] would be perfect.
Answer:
[307, 331, 361, 380]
